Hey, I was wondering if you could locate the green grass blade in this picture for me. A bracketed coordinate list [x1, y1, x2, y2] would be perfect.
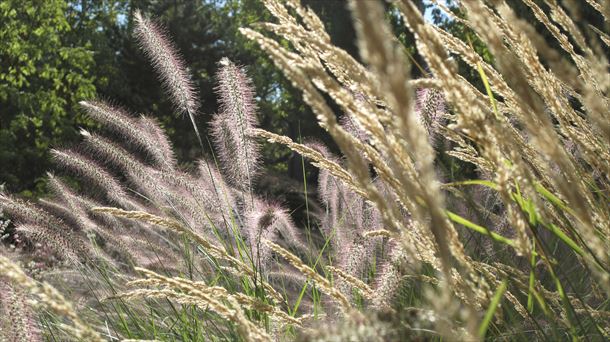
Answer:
[446, 210, 517, 248]
[479, 280, 508, 339]
[528, 243, 536, 313]
[443, 179, 499, 191]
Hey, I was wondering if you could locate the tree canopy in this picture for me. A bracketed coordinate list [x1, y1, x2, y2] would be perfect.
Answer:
[0, 0, 427, 196]
[0, 0, 96, 196]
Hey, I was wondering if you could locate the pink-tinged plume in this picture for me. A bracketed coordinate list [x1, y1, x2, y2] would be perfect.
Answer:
[133, 10, 201, 143]
[79, 100, 174, 170]
[210, 58, 260, 191]
[414, 87, 446, 145]
[245, 199, 309, 271]
[0, 280, 42, 342]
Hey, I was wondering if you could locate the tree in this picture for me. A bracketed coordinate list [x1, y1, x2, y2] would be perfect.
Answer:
[0, 0, 426, 197]
[0, 0, 96, 196]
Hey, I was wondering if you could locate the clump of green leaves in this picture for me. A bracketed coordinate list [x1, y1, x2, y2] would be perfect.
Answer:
[0, 0, 96, 196]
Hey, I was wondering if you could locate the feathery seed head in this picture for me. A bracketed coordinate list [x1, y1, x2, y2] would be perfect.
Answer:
[244, 200, 280, 269]
[245, 200, 309, 269]
[137, 115, 176, 169]
[80, 100, 175, 169]
[0, 280, 42, 342]
[50, 149, 135, 209]
[133, 10, 199, 118]
[304, 141, 340, 208]
[211, 58, 261, 190]
[133, 10, 204, 149]
[415, 87, 447, 145]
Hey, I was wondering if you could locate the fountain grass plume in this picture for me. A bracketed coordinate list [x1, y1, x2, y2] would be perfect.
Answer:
[211, 58, 261, 191]
[0, 280, 42, 342]
[79, 100, 174, 169]
[133, 10, 203, 148]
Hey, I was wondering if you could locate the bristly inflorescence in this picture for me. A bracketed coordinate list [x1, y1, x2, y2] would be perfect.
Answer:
[415, 87, 446, 145]
[0, 280, 42, 342]
[210, 58, 261, 191]
[1, 1, 609, 341]
[133, 10, 202, 145]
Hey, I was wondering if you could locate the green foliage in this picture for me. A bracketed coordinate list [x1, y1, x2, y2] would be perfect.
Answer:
[0, 0, 420, 201]
[0, 0, 96, 196]
[1, 0, 608, 341]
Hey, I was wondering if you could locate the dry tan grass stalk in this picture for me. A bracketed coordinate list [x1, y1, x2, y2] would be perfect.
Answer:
[92, 207, 232, 259]
[91, 207, 284, 302]
[241, 27, 413, 243]
[126, 274, 300, 327]
[110, 287, 211, 308]
[433, 27, 556, 183]
[432, 1, 609, 281]
[583, 0, 610, 21]
[130, 267, 271, 341]
[516, 0, 610, 147]
[326, 265, 374, 299]
[474, 1, 602, 182]
[363, 229, 395, 239]
[112, 288, 270, 341]
[244, 2, 609, 338]
[249, 4, 498, 334]
[252, 128, 367, 198]
[260, 0, 378, 101]
[273, 22, 430, 207]
[467, 1, 608, 271]
[397, 0, 533, 259]
[390, 1, 498, 333]
[489, 262, 610, 330]
[240, 28, 431, 277]
[542, 0, 587, 51]
[263, 239, 351, 311]
[400, 3, 604, 288]
[589, 25, 610, 47]
[352, 0, 473, 279]
[0, 255, 103, 341]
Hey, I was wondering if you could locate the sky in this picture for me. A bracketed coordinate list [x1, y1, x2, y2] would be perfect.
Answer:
[424, 0, 451, 23]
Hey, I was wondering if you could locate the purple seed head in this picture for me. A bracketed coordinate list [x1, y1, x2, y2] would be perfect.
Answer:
[210, 58, 261, 191]
[133, 10, 200, 118]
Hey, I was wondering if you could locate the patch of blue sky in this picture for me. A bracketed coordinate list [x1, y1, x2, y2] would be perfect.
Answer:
[424, 0, 451, 24]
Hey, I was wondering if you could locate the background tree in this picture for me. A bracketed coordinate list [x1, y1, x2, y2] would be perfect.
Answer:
[0, 0, 96, 196]
[0, 0, 426, 201]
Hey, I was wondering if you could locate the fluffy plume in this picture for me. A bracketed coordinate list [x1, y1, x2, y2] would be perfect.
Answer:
[415, 87, 446, 144]
[0, 280, 42, 342]
[0, 195, 92, 263]
[79, 100, 174, 169]
[133, 10, 202, 145]
[210, 58, 261, 191]
[50, 149, 137, 210]
[245, 200, 309, 270]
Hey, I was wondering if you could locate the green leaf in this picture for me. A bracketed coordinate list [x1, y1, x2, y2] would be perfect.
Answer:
[446, 210, 517, 248]
[479, 280, 508, 339]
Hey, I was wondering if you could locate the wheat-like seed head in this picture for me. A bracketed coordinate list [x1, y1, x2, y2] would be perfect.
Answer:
[264, 238, 351, 311]
[0, 255, 104, 341]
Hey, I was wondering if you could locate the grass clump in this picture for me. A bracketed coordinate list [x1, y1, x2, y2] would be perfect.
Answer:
[1, 0, 608, 341]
